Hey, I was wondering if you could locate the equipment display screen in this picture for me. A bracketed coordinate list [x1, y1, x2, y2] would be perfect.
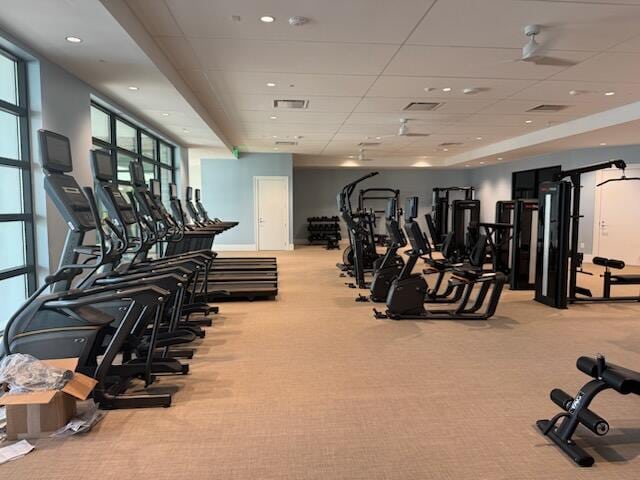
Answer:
[150, 179, 161, 197]
[93, 150, 113, 180]
[41, 131, 73, 172]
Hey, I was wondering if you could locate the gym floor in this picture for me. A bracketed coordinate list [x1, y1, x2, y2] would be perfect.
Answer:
[5, 246, 640, 479]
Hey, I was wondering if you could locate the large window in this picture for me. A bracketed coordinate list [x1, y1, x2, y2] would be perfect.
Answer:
[0, 49, 35, 328]
[90, 102, 176, 208]
[512, 165, 562, 200]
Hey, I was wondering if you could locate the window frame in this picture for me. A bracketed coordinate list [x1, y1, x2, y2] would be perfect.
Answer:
[0, 47, 36, 294]
[90, 101, 176, 196]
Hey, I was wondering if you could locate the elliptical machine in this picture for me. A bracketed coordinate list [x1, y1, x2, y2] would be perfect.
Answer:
[337, 172, 383, 288]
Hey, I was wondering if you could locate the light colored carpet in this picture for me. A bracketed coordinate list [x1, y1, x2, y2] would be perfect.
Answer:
[4, 246, 640, 479]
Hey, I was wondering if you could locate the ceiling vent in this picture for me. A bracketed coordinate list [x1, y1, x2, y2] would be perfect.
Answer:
[403, 102, 443, 111]
[438, 142, 463, 147]
[358, 142, 381, 147]
[273, 99, 309, 109]
[527, 104, 569, 112]
[275, 141, 298, 146]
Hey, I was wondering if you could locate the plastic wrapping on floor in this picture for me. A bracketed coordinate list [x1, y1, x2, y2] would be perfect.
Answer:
[0, 354, 73, 393]
[51, 400, 105, 438]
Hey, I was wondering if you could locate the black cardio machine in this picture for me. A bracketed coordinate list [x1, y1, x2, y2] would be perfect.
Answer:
[130, 168, 278, 301]
[3, 130, 200, 409]
[374, 197, 506, 320]
[368, 198, 406, 302]
[337, 172, 383, 288]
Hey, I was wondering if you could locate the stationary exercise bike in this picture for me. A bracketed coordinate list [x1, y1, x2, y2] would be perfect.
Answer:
[368, 198, 406, 302]
[374, 197, 506, 320]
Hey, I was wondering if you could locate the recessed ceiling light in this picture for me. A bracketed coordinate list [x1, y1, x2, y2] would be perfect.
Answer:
[183, 129, 189, 133]
[497, 157, 503, 160]
[600, 142, 607, 146]
[348, 155, 354, 158]
[443, 148, 449, 152]
[270, 116, 277, 120]
[161, 113, 169, 117]
[480, 161, 485, 165]
[442, 87, 452, 92]
[605, 91, 616, 96]
[266, 82, 276, 87]
[127, 86, 139, 91]
[272, 135, 278, 138]
[273, 147, 279, 150]
[65, 36, 82, 43]
[260, 15, 275, 23]
[475, 137, 483, 140]
[465, 164, 470, 167]
[525, 120, 533, 124]
[423, 87, 435, 92]
[375, 136, 381, 140]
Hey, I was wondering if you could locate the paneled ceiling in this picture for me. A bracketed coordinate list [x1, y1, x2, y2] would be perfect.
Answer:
[122, 0, 640, 166]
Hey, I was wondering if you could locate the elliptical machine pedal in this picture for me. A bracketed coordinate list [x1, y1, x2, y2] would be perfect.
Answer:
[372, 308, 389, 319]
[356, 294, 370, 302]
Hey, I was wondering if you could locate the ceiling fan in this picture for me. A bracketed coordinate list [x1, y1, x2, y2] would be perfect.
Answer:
[377, 118, 431, 139]
[512, 24, 578, 67]
[356, 148, 374, 162]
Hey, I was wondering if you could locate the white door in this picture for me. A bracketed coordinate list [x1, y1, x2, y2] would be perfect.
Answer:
[255, 176, 289, 250]
[594, 167, 640, 265]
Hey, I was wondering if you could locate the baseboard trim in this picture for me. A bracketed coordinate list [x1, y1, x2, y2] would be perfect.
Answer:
[213, 244, 257, 251]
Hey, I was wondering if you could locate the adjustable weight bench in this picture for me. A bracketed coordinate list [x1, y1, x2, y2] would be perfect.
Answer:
[537, 355, 640, 466]
[592, 256, 640, 299]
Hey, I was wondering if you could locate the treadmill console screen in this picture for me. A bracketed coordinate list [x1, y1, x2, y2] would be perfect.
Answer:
[150, 179, 161, 198]
[40, 130, 73, 172]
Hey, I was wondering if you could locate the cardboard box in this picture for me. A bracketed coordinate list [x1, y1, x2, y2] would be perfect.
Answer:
[0, 358, 97, 440]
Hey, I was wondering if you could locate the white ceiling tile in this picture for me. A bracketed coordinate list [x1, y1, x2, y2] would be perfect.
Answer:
[188, 38, 397, 74]
[225, 94, 361, 113]
[367, 76, 536, 99]
[126, 0, 183, 36]
[408, 0, 640, 51]
[479, 98, 634, 118]
[240, 122, 340, 135]
[165, 0, 432, 44]
[459, 113, 576, 127]
[237, 110, 348, 124]
[509, 80, 640, 103]
[551, 52, 640, 82]
[206, 71, 376, 96]
[354, 97, 496, 114]
[385, 45, 592, 79]
[344, 112, 466, 125]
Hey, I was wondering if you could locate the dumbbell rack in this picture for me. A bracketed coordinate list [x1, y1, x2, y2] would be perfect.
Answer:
[307, 216, 341, 249]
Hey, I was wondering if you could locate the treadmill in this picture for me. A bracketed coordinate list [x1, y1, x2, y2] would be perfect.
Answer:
[129, 165, 278, 300]
[169, 184, 277, 271]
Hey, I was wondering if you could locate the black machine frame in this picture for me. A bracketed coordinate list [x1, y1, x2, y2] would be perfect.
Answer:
[535, 159, 640, 308]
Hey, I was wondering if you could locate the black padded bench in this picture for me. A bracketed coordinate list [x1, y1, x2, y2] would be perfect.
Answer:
[537, 355, 640, 466]
[592, 256, 640, 299]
